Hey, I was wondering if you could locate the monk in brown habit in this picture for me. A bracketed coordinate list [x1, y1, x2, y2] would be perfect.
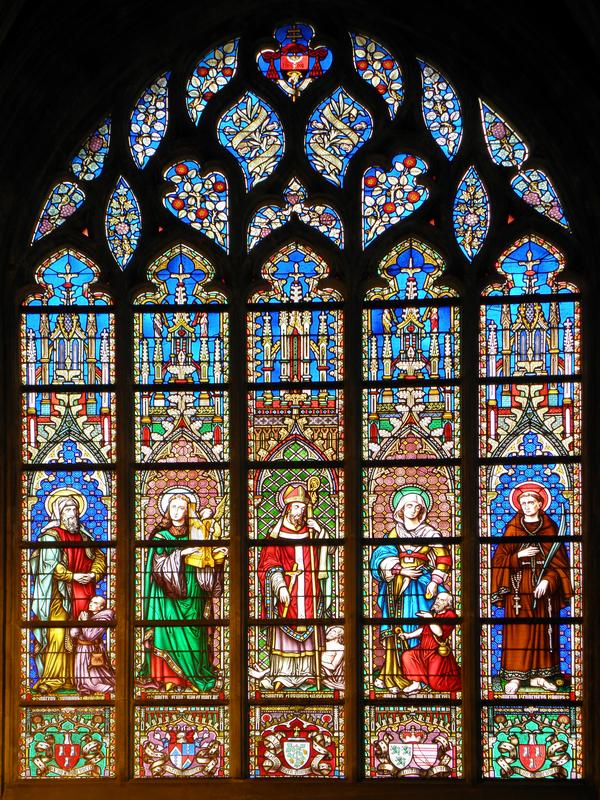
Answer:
[491, 484, 573, 694]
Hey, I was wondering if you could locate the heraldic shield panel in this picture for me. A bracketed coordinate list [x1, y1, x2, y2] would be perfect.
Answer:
[365, 706, 462, 778]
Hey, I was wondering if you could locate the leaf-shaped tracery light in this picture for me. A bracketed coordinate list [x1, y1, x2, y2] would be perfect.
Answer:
[105, 176, 142, 269]
[217, 91, 284, 190]
[305, 87, 373, 186]
[350, 32, 403, 119]
[129, 72, 170, 169]
[187, 39, 239, 125]
[418, 59, 463, 160]
[453, 166, 490, 261]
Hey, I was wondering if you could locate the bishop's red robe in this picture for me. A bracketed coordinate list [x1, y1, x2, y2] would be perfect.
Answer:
[257, 521, 325, 686]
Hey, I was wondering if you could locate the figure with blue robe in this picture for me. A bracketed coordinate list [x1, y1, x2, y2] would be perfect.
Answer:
[370, 486, 451, 692]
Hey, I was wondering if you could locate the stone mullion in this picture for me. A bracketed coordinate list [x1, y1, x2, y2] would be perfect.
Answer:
[115, 270, 133, 781]
[344, 290, 360, 781]
[228, 287, 245, 778]
[462, 285, 479, 783]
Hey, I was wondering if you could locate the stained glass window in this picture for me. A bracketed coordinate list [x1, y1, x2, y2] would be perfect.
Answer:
[14, 15, 586, 792]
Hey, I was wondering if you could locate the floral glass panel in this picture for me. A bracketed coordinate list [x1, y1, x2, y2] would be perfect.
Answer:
[105, 176, 142, 268]
[305, 87, 372, 186]
[453, 166, 489, 261]
[187, 39, 239, 125]
[418, 60, 462, 160]
[479, 100, 528, 167]
[217, 92, 284, 190]
[257, 23, 332, 100]
[71, 117, 111, 181]
[163, 161, 228, 251]
[511, 168, 569, 228]
[129, 72, 170, 169]
[350, 33, 403, 118]
[362, 154, 429, 247]
[248, 178, 343, 250]
[32, 182, 85, 242]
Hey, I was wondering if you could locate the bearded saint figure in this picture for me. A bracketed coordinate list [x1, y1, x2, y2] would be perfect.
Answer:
[30, 489, 107, 694]
[491, 482, 573, 695]
[370, 486, 452, 693]
[256, 483, 331, 690]
[139, 486, 226, 692]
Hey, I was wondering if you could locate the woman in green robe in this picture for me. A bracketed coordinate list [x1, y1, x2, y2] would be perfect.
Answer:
[139, 489, 225, 692]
